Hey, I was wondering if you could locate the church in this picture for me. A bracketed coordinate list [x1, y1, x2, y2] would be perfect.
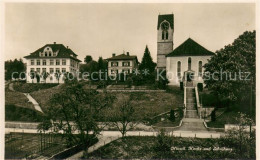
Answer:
[157, 14, 215, 86]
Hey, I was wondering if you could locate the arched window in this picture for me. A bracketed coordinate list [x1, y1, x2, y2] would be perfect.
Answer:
[177, 61, 181, 79]
[166, 31, 168, 40]
[198, 61, 202, 77]
[162, 32, 164, 40]
[188, 57, 191, 70]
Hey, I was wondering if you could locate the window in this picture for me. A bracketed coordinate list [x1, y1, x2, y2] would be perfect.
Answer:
[50, 68, 54, 73]
[36, 68, 40, 73]
[56, 60, 60, 65]
[166, 31, 168, 40]
[177, 61, 181, 78]
[42, 68, 46, 73]
[198, 61, 203, 77]
[31, 60, 34, 65]
[30, 68, 35, 72]
[49, 52, 52, 56]
[45, 52, 48, 57]
[111, 70, 118, 74]
[50, 60, 54, 65]
[122, 69, 130, 74]
[55, 68, 60, 73]
[37, 60, 40, 65]
[62, 59, 66, 65]
[188, 57, 191, 70]
[123, 62, 130, 66]
[43, 60, 46, 65]
[162, 32, 164, 40]
[62, 68, 66, 73]
[53, 52, 56, 56]
[111, 62, 118, 67]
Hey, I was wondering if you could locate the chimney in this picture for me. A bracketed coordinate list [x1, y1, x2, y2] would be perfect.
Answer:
[112, 53, 116, 57]
[54, 42, 56, 44]
[67, 46, 69, 49]
[126, 52, 129, 56]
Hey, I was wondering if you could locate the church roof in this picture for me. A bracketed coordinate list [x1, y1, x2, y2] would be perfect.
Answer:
[24, 43, 81, 62]
[157, 14, 174, 30]
[166, 38, 215, 57]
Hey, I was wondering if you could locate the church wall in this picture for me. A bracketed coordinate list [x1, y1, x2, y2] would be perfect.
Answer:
[166, 55, 212, 85]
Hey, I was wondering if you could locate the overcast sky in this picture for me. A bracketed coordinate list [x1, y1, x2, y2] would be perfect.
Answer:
[5, 3, 255, 62]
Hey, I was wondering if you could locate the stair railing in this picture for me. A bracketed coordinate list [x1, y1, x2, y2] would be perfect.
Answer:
[194, 86, 202, 119]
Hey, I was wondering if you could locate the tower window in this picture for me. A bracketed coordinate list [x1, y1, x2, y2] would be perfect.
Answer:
[166, 31, 168, 40]
[188, 57, 191, 70]
[162, 32, 164, 40]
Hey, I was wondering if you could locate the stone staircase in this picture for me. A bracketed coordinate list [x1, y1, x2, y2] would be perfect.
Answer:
[178, 87, 207, 132]
[186, 87, 199, 118]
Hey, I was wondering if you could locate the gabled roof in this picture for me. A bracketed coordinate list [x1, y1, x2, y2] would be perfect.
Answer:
[157, 14, 174, 30]
[24, 43, 81, 62]
[166, 38, 215, 57]
[106, 54, 138, 62]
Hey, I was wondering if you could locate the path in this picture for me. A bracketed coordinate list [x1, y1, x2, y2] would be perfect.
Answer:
[177, 87, 207, 132]
[8, 82, 44, 113]
[23, 93, 43, 113]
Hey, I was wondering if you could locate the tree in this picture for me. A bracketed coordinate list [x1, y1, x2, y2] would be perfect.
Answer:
[139, 45, 156, 73]
[30, 71, 35, 83]
[109, 96, 137, 137]
[41, 72, 49, 83]
[153, 129, 173, 158]
[169, 109, 175, 122]
[221, 112, 255, 158]
[204, 31, 255, 110]
[55, 72, 62, 84]
[84, 55, 93, 64]
[38, 82, 115, 154]
[5, 58, 25, 80]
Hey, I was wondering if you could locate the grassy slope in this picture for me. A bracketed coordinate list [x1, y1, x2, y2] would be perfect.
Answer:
[31, 85, 183, 120]
[5, 104, 44, 122]
[5, 88, 34, 110]
[30, 84, 64, 112]
[13, 82, 59, 93]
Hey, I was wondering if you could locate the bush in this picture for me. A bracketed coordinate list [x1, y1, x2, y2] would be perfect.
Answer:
[153, 129, 173, 158]
[197, 83, 203, 91]
[180, 82, 183, 90]
[169, 109, 175, 122]
[211, 109, 216, 122]
[13, 82, 58, 93]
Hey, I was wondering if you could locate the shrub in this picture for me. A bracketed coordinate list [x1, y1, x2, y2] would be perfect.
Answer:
[180, 82, 183, 90]
[169, 109, 175, 122]
[153, 129, 173, 158]
[197, 83, 203, 91]
[211, 109, 216, 122]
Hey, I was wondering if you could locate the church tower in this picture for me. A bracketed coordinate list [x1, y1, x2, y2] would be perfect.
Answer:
[157, 14, 174, 69]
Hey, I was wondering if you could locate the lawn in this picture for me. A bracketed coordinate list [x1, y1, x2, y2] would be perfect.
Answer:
[13, 82, 59, 93]
[207, 110, 242, 128]
[87, 136, 251, 159]
[5, 105, 44, 122]
[30, 84, 65, 112]
[5, 87, 34, 110]
[30, 84, 183, 121]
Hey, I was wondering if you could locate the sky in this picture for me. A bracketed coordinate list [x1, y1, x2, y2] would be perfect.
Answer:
[4, 3, 255, 62]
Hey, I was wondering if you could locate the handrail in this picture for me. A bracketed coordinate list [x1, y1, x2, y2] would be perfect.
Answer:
[183, 87, 187, 118]
[194, 86, 201, 119]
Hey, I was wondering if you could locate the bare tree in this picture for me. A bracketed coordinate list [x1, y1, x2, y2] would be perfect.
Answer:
[109, 97, 138, 137]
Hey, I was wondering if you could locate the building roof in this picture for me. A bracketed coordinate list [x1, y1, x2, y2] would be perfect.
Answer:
[106, 54, 138, 62]
[166, 38, 215, 57]
[24, 43, 82, 62]
[157, 14, 174, 30]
